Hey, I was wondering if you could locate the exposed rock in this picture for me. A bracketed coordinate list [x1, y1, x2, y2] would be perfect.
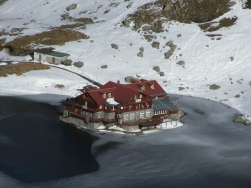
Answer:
[123, 19, 132, 27]
[151, 41, 160, 49]
[197, 0, 204, 3]
[177, 60, 185, 66]
[159, 71, 165, 76]
[101, 65, 108, 69]
[73, 61, 84, 68]
[11, 28, 19, 33]
[63, 59, 72, 66]
[165, 40, 173, 47]
[235, 94, 240, 98]
[153, 66, 161, 73]
[61, 12, 72, 20]
[139, 47, 144, 52]
[142, 25, 152, 31]
[144, 35, 156, 42]
[177, 34, 182, 38]
[227, 1, 236, 7]
[127, 4, 132, 9]
[164, 44, 177, 59]
[125, 76, 138, 83]
[111, 43, 119, 49]
[179, 87, 185, 91]
[66, 4, 77, 11]
[209, 84, 221, 90]
[30, 19, 36, 23]
[163, 2, 172, 11]
[137, 52, 143, 57]
[230, 56, 234, 61]
[233, 114, 247, 124]
[245, 121, 251, 126]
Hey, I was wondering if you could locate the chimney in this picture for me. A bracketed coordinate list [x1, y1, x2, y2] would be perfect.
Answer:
[117, 80, 120, 84]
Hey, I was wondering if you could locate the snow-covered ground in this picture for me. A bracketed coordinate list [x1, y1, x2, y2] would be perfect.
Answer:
[0, 0, 251, 120]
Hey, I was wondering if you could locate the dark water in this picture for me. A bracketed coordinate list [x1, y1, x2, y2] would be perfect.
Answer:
[0, 96, 99, 183]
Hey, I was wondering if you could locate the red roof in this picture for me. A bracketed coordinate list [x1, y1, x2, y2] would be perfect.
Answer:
[124, 80, 166, 96]
[84, 79, 166, 105]
[100, 81, 140, 103]
[87, 88, 116, 105]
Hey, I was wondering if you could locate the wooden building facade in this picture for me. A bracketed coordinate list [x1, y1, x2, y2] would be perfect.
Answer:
[61, 79, 178, 131]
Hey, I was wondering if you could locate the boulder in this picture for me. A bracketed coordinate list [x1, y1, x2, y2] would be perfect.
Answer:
[123, 19, 132, 27]
[153, 66, 161, 73]
[30, 19, 36, 23]
[137, 52, 143, 57]
[142, 25, 152, 31]
[163, 2, 172, 11]
[151, 42, 160, 49]
[73, 61, 84, 68]
[164, 50, 174, 59]
[139, 47, 144, 52]
[111, 43, 119, 49]
[61, 13, 72, 20]
[177, 60, 185, 66]
[101, 65, 108, 69]
[196, 0, 204, 3]
[63, 59, 72, 66]
[11, 28, 19, 33]
[66, 4, 77, 11]
[125, 76, 138, 83]
[165, 40, 173, 47]
[209, 84, 221, 90]
[159, 71, 165, 76]
[227, 1, 236, 7]
[245, 121, 251, 126]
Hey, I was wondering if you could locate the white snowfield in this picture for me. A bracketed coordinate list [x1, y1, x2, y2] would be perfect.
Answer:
[0, 0, 251, 119]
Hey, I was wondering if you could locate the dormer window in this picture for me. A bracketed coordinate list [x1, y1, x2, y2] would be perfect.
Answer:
[102, 94, 106, 98]
[108, 93, 111, 98]
[151, 84, 154, 89]
[139, 94, 142, 98]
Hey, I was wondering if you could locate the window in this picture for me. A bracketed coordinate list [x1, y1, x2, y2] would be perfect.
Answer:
[124, 114, 129, 121]
[151, 85, 154, 89]
[99, 105, 102, 109]
[146, 110, 151, 117]
[140, 112, 144, 118]
[130, 113, 135, 120]
[102, 94, 106, 98]
[108, 93, 111, 98]
[141, 86, 145, 90]
[139, 94, 142, 98]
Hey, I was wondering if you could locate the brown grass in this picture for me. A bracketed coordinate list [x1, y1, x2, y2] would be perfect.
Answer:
[3, 28, 88, 56]
[0, 63, 50, 77]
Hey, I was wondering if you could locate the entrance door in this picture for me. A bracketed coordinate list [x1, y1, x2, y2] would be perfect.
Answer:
[52, 57, 55, 64]
[39, 54, 42, 61]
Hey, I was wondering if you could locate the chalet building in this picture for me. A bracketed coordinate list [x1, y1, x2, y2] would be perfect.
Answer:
[61, 79, 178, 132]
[34, 49, 70, 65]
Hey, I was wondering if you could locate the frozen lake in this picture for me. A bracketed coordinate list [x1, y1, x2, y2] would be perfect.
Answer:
[0, 94, 251, 188]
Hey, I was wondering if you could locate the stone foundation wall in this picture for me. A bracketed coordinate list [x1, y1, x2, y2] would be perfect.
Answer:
[121, 125, 139, 132]
[59, 116, 102, 131]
